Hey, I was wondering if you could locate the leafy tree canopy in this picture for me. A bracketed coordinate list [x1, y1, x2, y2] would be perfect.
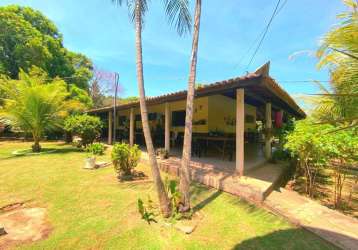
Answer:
[0, 5, 93, 90]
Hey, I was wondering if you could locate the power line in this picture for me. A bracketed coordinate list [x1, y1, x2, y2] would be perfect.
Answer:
[245, 0, 284, 71]
[235, 0, 288, 69]
[235, 0, 287, 72]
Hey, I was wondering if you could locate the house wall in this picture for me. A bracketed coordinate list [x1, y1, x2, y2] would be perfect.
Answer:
[208, 94, 257, 133]
[167, 97, 208, 133]
[113, 94, 256, 134]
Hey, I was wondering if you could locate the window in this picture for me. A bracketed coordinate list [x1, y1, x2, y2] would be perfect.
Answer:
[135, 114, 141, 121]
[172, 110, 186, 127]
[148, 113, 157, 121]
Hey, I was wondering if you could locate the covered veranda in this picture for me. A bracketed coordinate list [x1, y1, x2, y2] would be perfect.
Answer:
[88, 63, 305, 183]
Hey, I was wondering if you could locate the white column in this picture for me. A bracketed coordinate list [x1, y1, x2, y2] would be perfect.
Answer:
[236, 89, 245, 176]
[108, 111, 113, 145]
[165, 102, 170, 152]
[265, 102, 272, 159]
[129, 108, 134, 146]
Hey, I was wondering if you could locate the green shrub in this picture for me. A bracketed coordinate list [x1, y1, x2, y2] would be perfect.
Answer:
[285, 119, 358, 199]
[64, 114, 103, 147]
[86, 143, 105, 156]
[111, 143, 141, 176]
[285, 119, 335, 197]
[271, 148, 290, 163]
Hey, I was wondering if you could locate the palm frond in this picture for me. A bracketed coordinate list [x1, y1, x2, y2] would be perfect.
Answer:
[163, 0, 192, 36]
[111, 0, 148, 25]
[313, 0, 358, 128]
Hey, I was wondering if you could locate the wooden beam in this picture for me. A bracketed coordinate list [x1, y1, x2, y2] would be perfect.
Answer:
[265, 103, 272, 159]
[236, 89, 245, 177]
[165, 102, 170, 152]
[129, 108, 134, 146]
[108, 111, 113, 145]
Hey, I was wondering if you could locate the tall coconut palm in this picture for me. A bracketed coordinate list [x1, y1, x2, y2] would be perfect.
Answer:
[0, 71, 72, 152]
[179, 0, 201, 212]
[111, 0, 191, 217]
[313, 0, 358, 129]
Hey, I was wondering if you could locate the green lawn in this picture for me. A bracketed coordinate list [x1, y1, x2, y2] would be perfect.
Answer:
[0, 141, 335, 250]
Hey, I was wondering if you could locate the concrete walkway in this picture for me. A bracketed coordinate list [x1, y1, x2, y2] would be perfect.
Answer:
[265, 188, 358, 250]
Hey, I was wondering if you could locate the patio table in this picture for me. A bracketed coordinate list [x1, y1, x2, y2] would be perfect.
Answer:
[193, 136, 235, 160]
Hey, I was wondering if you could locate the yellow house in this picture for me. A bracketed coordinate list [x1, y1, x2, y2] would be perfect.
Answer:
[88, 62, 305, 175]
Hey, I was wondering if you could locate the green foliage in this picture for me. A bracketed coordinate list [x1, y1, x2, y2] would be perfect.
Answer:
[0, 5, 93, 90]
[137, 198, 157, 224]
[85, 143, 105, 156]
[313, 0, 358, 128]
[0, 70, 72, 152]
[64, 114, 103, 147]
[111, 143, 141, 176]
[164, 177, 185, 219]
[275, 118, 295, 146]
[69, 84, 93, 108]
[271, 149, 291, 163]
[102, 96, 139, 107]
[285, 118, 358, 197]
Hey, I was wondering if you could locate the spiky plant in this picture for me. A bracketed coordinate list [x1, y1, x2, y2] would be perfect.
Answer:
[0, 71, 73, 152]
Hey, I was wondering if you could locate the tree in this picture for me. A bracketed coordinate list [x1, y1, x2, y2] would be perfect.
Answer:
[285, 119, 335, 197]
[69, 84, 93, 109]
[64, 114, 103, 147]
[179, 0, 202, 212]
[0, 70, 72, 152]
[285, 118, 358, 206]
[89, 67, 115, 108]
[111, 0, 191, 217]
[313, 0, 358, 129]
[0, 5, 93, 90]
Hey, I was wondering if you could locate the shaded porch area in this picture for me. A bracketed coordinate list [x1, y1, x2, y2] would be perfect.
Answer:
[141, 143, 285, 203]
[165, 143, 266, 173]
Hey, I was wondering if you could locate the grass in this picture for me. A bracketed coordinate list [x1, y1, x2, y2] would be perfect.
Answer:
[0, 141, 336, 250]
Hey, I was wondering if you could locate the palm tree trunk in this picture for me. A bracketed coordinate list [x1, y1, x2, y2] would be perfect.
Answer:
[32, 134, 41, 152]
[134, 1, 171, 217]
[179, 0, 202, 212]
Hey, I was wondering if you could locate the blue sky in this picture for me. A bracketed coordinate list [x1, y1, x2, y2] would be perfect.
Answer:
[1, 0, 346, 105]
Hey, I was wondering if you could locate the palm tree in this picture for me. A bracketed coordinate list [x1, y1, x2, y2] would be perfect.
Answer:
[314, 0, 358, 129]
[0, 71, 72, 152]
[179, 0, 201, 212]
[111, 0, 191, 217]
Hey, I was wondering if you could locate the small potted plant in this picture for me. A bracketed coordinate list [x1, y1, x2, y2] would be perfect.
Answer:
[84, 143, 105, 169]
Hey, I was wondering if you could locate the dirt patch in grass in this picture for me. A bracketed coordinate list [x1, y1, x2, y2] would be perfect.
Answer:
[285, 168, 358, 218]
[0, 207, 52, 249]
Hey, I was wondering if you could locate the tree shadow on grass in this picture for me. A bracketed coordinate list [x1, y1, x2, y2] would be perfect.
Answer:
[192, 190, 222, 212]
[232, 227, 350, 250]
[0, 146, 82, 161]
[190, 183, 223, 212]
[51, 147, 82, 155]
